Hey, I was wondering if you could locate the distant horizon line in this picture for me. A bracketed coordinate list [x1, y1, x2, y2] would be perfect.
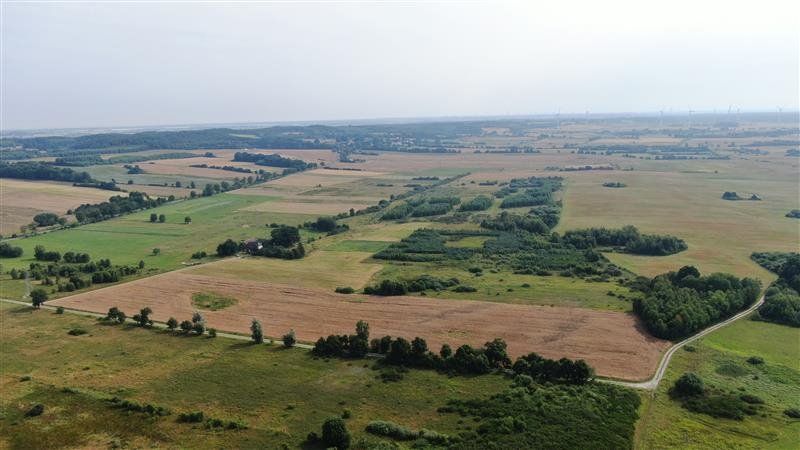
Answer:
[3, 108, 799, 137]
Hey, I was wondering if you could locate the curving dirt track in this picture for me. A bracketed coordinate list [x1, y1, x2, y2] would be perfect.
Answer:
[50, 271, 669, 381]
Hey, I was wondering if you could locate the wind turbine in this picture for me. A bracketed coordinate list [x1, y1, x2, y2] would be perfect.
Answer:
[659, 109, 664, 128]
[688, 108, 694, 129]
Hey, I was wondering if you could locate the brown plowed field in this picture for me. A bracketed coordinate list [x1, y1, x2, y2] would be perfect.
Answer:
[51, 270, 668, 380]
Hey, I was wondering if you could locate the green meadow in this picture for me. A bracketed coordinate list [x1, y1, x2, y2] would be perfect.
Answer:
[636, 318, 800, 449]
[371, 262, 635, 311]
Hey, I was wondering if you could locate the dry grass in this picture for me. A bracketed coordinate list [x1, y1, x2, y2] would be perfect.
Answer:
[138, 157, 263, 179]
[241, 200, 372, 215]
[190, 251, 382, 290]
[558, 168, 799, 283]
[0, 179, 114, 235]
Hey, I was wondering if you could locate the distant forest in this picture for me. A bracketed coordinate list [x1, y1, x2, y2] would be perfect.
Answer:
[0, 119, 566, 160]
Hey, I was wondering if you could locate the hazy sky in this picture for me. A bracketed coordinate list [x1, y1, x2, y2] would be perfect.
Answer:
[2, 0, 798, 130]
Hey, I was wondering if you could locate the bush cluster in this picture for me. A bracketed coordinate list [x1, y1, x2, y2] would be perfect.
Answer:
[633, 266, 761, 339]
[751, 252, 800, 327]
[108, 397, 169, 417]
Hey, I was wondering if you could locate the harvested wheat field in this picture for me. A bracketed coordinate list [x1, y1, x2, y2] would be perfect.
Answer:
[137, 158, 261, 179]
[0, 179, 115, 235]
[51, 270, 669, 381]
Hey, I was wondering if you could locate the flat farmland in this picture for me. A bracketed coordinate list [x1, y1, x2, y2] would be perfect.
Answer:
[50, 269, 669, 381]
[558, 166, 799, 283]
[241, 198, 374, 215]
[82, 164, 222, 195]
[0, 302, 508, 449]
[0, 179, 114, 235]
[232, 168, 411, 215]
[189, 251, 383, 290]
[0, 193, 319, 275]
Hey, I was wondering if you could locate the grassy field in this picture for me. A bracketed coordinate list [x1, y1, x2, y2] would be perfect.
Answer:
[371, 262, 635, 311]
[0, 302, 508, 449]
[635, 318, 800, 449]
[190, 251, 383, 291]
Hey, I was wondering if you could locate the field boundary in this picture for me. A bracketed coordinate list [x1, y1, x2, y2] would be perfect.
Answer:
[0, 297, 315, 350]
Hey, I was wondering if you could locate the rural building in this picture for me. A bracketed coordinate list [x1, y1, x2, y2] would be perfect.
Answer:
[243, 238, 263, 253]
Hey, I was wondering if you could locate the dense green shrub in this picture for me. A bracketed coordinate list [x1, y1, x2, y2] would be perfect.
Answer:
[682, 394, 758, 420]
[746, 356, 764, 365]
[380, 204, 412, 220]
[105, 307, 127, 324]
[481, 211, 550, 234]
[108, 397, 169, 417]
[312, 322, 370, 358]
[784, 408, 800, 418]
[283, 330, 296, 347]
[459, 195, 494, 211]
[364, 420, 450, 445]
[321, 417, 351, 450]
[178, 411, 205, 423]
[512, 352, 594, 385]
[500, 189, 553, 208]
[33, 212, 62, 227]
[453, 285, 477, 292]
[751, 252, 800, 327]
[411, 202, 452, 217]
[0, 242, 23, 258]
[335, 286, 355, 294]
[439, 382, 640, 450]
[363, 279, 408, 296]
[670, 372, 705, 397]
[216, 239, 240, 256]
[24, 404, 45, 417]
[739, 394, 764, 404]
[563, 225, 687, 256]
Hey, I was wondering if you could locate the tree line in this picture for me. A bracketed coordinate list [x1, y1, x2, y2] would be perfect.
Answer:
[71, 192, 169, 223]
[311, 321, 594, 384]
[0, 161, 94, 183]
[232, 152, 317, 170]
[562, 225, 687, 256]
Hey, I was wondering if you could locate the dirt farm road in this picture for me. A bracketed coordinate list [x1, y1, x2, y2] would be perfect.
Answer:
[1, 295, 764, 391]
[605, 295, 765, 391]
